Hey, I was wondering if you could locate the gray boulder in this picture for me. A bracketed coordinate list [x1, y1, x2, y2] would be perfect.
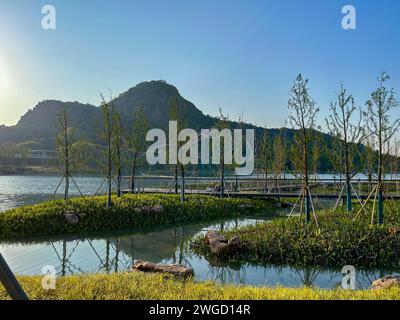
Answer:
[132, 260, 194, 278]
[151, 204, 165, 214]
[141, 206, 152, 214]
[64, 212, 79, 225]
[205, 230, 228, 245]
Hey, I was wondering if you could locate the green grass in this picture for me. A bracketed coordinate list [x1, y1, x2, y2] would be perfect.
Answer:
[1, 272, 399, 300]
[191, 204, 400, 269]
[0, 194, 275, 239]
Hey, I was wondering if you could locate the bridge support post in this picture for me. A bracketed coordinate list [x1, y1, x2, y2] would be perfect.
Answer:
[305, 189, 311, 223]
[378, 189, 383, 224]
[180, 168, 185, 204]
[174, 166, 178, 194]
[346, 182, 352, 212]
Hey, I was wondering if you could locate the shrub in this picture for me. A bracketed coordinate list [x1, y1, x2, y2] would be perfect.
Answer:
[0, 194, 274, 239]
[191, 208, 400, 269]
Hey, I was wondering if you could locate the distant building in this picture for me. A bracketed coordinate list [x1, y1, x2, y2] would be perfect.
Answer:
[27, 150, 58, 160]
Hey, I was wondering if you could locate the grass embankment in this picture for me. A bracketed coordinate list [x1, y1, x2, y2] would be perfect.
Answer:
[192, 205, 400, 269]
[0, 194, 274, 239]
[1, 272, 399, 300]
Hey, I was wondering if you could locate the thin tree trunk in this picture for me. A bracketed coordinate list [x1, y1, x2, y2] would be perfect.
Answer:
[377, 107, 384, 224]
[174, 165, 178, 194]
[180, 165, 185, 203]
[64, 113, 69, 201]
[303, 128, 310, 223]
[117, 166, 121, 197]
[220, 147, 225, 198]
[131, 153, 137, 193]
[107, 135, 112, 209]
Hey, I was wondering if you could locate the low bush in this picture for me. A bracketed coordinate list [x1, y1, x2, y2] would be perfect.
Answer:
[0, 194, 274, 239]
[191, 208, 400, 269]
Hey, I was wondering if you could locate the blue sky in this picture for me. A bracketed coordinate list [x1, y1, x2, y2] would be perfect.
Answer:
[0, 0, 399, 129]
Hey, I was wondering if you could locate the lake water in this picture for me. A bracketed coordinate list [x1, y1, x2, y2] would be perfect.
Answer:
[1, 214, 398, 289]
[1, 174, 399, 212]
[0, 175, 398, 289]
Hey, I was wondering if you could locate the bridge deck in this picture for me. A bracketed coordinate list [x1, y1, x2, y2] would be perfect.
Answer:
[122, 188, 400, 200]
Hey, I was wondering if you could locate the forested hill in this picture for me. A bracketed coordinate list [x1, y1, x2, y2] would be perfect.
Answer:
[0, 80, 358, 172]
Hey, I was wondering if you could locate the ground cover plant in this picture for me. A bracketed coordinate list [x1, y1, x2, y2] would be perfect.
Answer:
[0, 194, 275, 239]
[191, 202, 400, 269]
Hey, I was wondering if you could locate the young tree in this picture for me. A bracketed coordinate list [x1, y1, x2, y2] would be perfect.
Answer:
[232, 113, 246, 191]
[366, 73, 399, 224]
[111, 104, 124, 197]
[215, 108, 230, 197]
[282, 121, 288, 180]
[326, 84, 364, 212]
[129, 105, 148, 193]
[55, 107, 83, 201]
[311, 133, 322, 182]
[99, 94, 114, 209]
[361, 135, 376, 190]
[169, 96, 188, 202]
[288, 74, 319, 223]
[258, 127, 270, 192]
[272, 133, 285, 190]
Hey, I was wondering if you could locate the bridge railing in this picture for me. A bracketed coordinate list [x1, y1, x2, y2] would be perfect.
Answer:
[119, 175, 400, 198]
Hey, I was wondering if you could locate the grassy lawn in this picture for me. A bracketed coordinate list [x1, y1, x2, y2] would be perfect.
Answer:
[0, 272, 399, 300]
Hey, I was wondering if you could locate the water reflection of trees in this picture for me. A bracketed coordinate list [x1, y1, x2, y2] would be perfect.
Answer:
[17, 217, 396, 290]
[206, 263, 247, 285]
[294, 267, 320, 287]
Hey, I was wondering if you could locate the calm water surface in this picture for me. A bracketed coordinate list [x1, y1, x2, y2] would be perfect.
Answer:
[0, 175, 398, 289]
[1, 216, 397, 289]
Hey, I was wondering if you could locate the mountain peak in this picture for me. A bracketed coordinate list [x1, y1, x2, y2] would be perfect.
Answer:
[0, 80, 213, 146]
[118, 80, 179, 100]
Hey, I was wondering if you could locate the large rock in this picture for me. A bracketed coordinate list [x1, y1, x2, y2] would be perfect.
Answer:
[204, 230, 243, 257]
[151, 204, 164, 214]
[141, 206, 152, 215]
[205, 230, 227, 245]
[64, 212, 79, 225]
[228, 236, 243, 252]
[132, 260, 194, 278]
[133, 260, 155, 272]
[388, 227, 400, 235]
[209, 239, 230, 256]
[371, 276, 400, 290]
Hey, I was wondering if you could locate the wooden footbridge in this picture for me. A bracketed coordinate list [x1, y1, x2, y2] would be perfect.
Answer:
[120, 175, 400, 201]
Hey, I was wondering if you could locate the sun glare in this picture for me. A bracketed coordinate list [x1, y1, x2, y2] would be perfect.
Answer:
[0, 59, 10, 92]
